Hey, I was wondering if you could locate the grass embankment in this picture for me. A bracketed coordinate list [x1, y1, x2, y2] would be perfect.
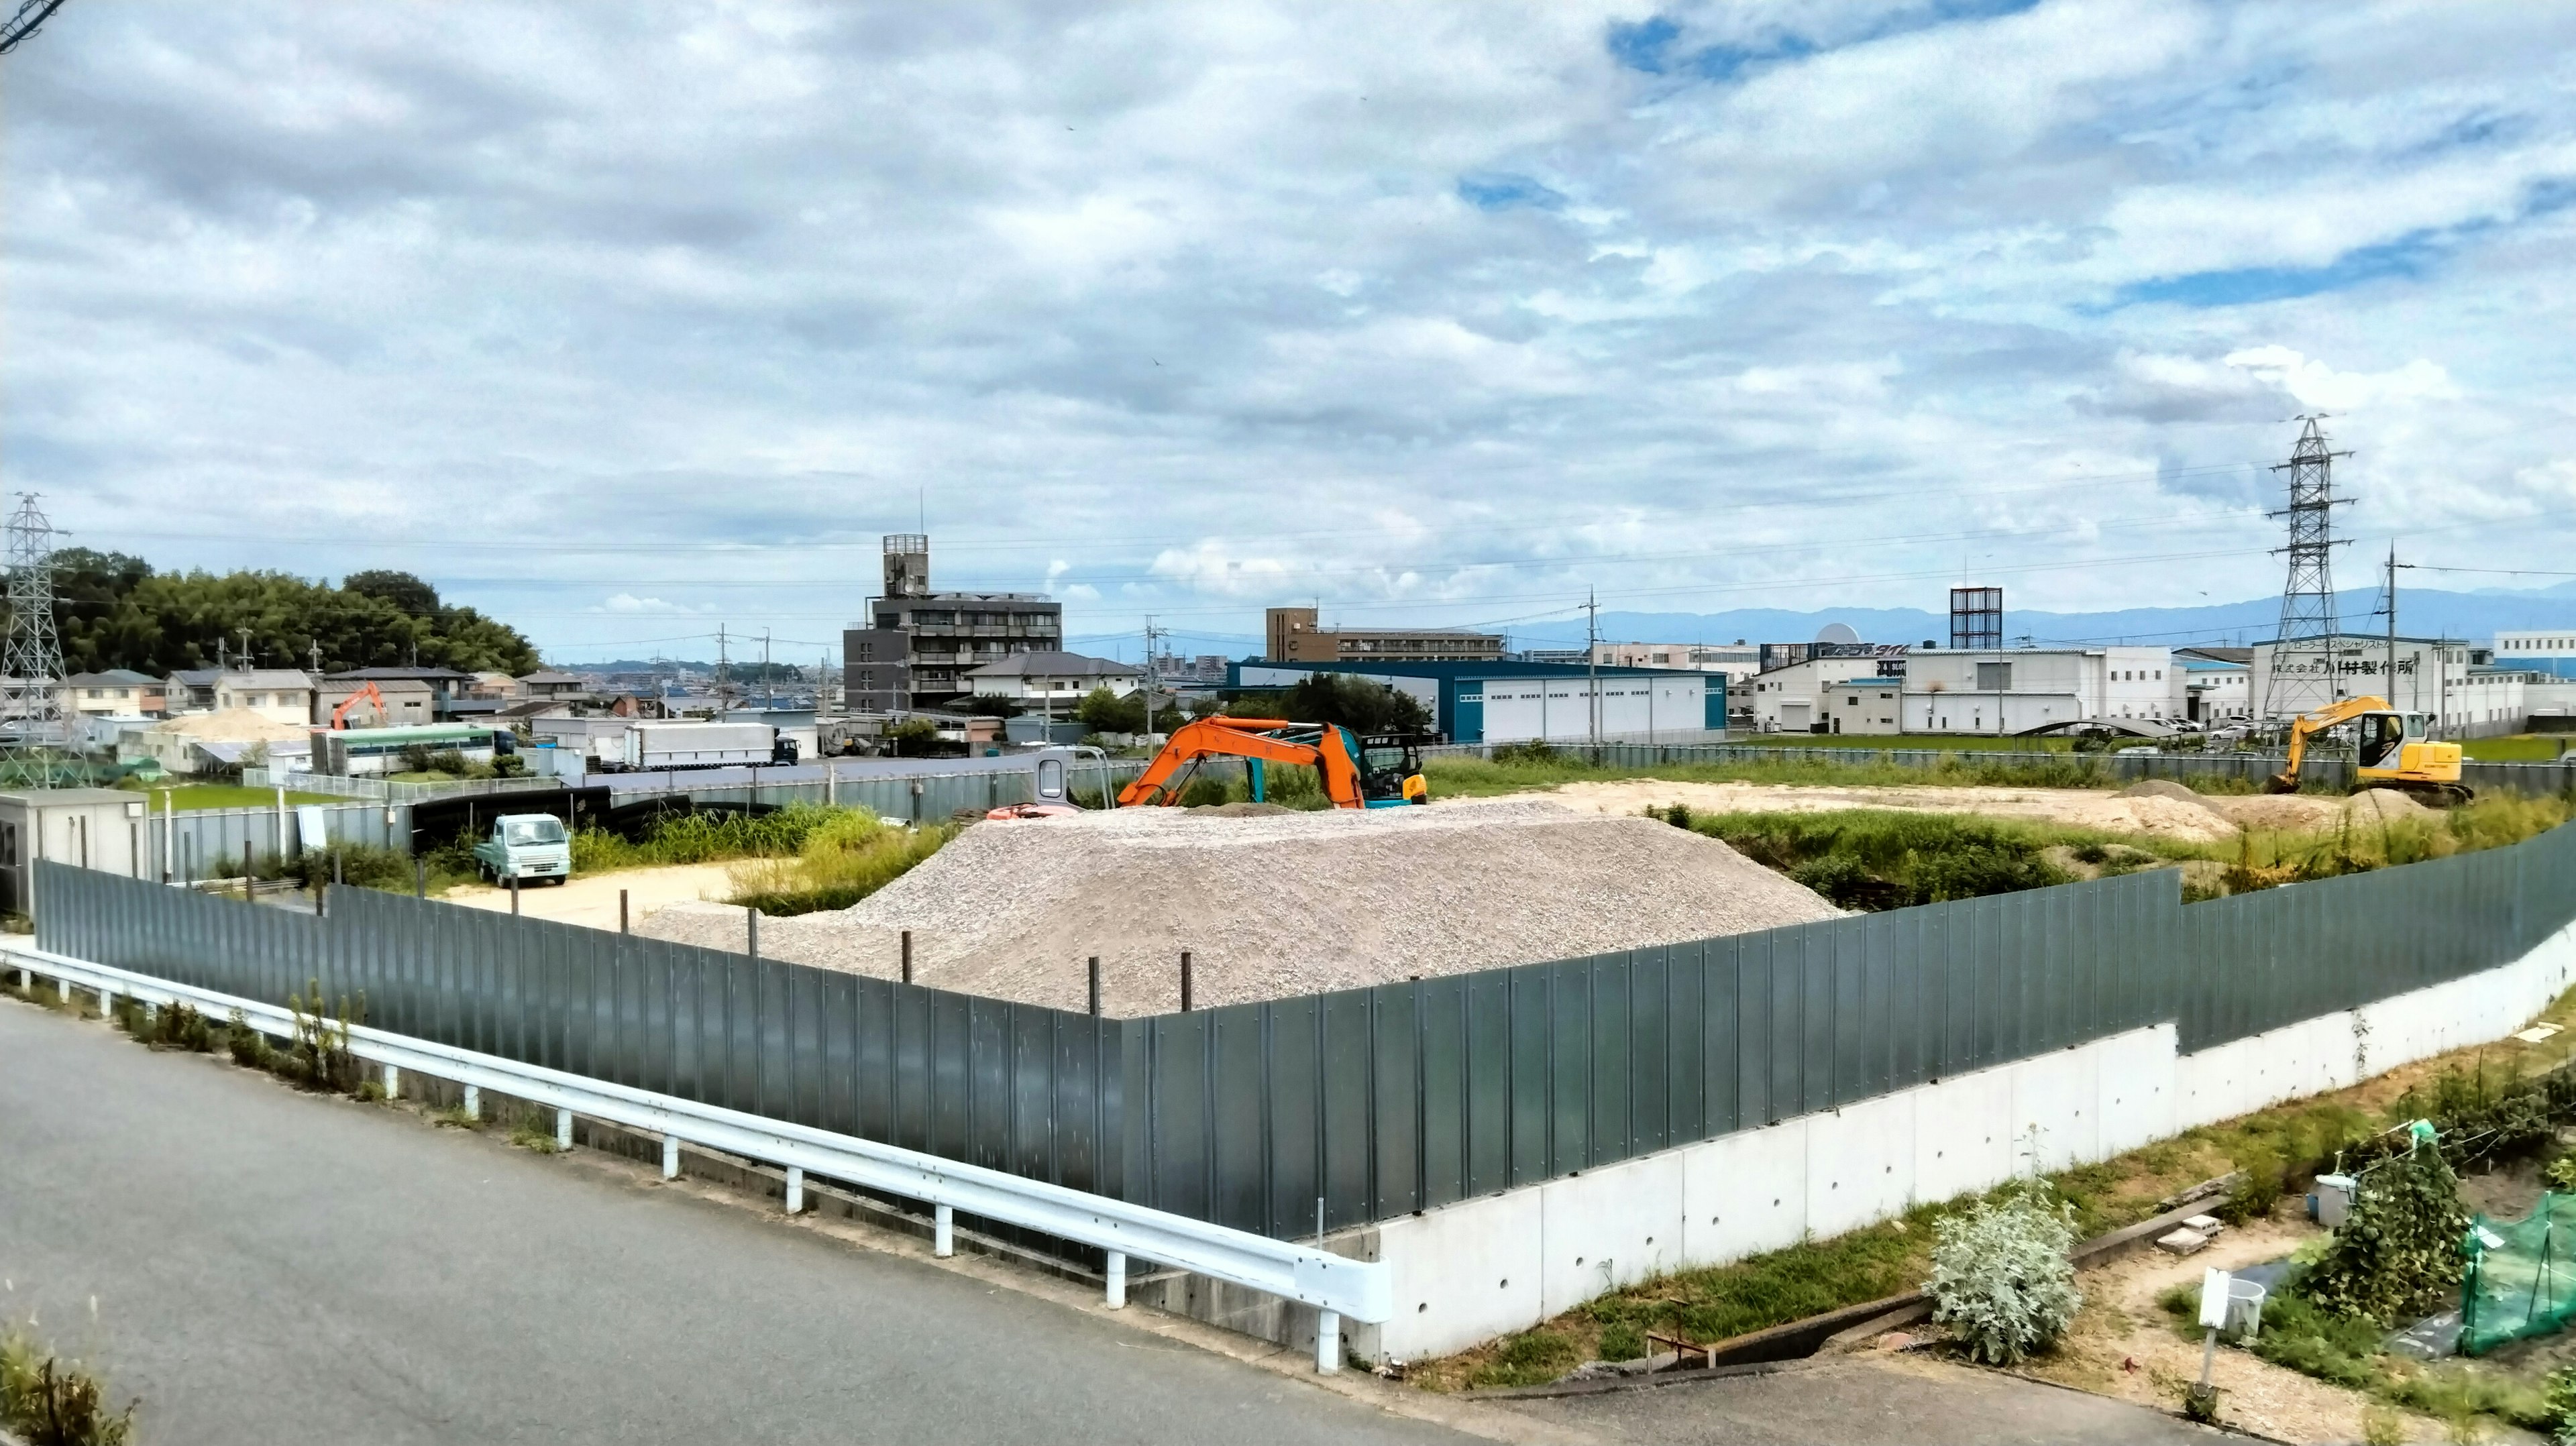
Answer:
[1416, 984, 2576, 1397]
[1423, 746, 2283, 799]
[1671, 793, 2571, 909]
[2465, 734, 2574, 763]
[124, 783, 341, 810]
[557, 803, 955, 915]
[1735, 733, 2081, 754]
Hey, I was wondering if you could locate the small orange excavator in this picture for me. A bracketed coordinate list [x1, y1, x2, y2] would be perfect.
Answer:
[1117, 717, 1430, 810]
[328, 681, 392, 729]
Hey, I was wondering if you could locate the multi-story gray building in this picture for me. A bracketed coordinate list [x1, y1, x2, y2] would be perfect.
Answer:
[843, 535, 1063, 713]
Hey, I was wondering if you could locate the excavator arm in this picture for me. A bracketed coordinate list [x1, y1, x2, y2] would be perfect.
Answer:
[330, 681, 391, 730]
[2271, 694, 2391, 793]
[1116, 716, 1368, 808]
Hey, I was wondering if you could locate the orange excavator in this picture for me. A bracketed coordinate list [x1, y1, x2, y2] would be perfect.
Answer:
[328, 681, 392, 729]
[1116, 717, 1430, 810]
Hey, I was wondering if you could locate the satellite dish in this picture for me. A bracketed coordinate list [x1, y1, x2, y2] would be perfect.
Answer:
[1814, 622, 1861, 646]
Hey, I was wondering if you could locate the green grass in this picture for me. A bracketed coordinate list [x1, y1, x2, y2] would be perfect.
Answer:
[1733, 732, 2082, 753]
[2463, 734, 2573, 763]
[121, 783, 341, 811]
[1421, 746, 2239, 799]
[1684, 809, 2137, 909]
[727, 811, 957, 915]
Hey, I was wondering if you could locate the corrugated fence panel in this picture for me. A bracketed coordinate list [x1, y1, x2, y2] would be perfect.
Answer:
[33, 816, 2576, 1239]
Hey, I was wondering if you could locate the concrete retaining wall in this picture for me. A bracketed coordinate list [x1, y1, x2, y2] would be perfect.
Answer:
[1328, 918, 2576, 1366]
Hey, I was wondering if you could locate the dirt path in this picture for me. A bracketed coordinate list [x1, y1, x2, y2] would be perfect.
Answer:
[443, 863, 745, 932]
[1543, 779, 2366, 844]
[2021, 1213, 2445, 1444]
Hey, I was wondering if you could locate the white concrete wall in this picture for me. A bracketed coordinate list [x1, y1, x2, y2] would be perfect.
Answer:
[1360, 920, 2576, 1366]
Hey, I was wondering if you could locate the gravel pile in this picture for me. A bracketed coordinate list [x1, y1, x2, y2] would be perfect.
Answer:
[641, 798, 1841, 1015]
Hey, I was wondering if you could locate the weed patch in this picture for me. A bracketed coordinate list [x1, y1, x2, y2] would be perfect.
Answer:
[725, 810, 955, 915]
[1, 1327, 136, 1445]
[1695, 810, 2084, 909]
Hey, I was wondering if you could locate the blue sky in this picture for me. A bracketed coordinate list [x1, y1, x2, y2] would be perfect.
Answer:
[3, 0, 2573, 663]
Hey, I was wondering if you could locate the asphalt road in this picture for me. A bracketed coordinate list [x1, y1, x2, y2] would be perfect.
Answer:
[0, 998, 1470, 1446]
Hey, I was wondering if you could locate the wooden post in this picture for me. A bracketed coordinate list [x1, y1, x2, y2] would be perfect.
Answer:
[748, 907, 759, 959]
[414, 856, 425, 899]
[620, 888, 631, 934]
[509, 874, 520, 916]
[241, 840, 253, 901]
[1088, 956, 1101, 1017]
[901, 930, 912, 985]
[1181, 950, 1193, 1011]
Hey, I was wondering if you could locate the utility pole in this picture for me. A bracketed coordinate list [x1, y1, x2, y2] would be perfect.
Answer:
[309, 640, 323, 673]
[216, 636, 227, 671]
[716, 625, 730, 710]
[1586, 590, 1601, 753]
[760, 629, 771, 705]
[235, 627, 254, 669]
[2385, 543, 2399, 714]
[1142, 617, 1163, 742]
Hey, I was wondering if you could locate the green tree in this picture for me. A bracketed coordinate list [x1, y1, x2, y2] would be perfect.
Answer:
[961, 692, 1028, 719]
[1075, 685, 1146, 734]
[1, 552, 543, 676]
[342, 569, 440, 616]
[1271, 673, 1433, 735]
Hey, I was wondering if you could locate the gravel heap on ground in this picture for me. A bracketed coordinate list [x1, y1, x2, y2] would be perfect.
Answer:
[641, 798, 1842, 1015]
[2343, 787, 2439, 824]
[2117, 778, 2225, 812]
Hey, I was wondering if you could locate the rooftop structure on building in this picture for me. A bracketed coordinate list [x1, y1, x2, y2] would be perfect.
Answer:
[843, 535, 1064, 713]
[1263, 606, 1502, 664]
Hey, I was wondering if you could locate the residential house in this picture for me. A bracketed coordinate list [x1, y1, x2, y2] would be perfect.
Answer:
[161, 668, 315, 727]
[314, 677, 437, 728]
[65, 669, 165, 718]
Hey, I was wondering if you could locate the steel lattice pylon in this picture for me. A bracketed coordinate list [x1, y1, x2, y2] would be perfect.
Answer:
[1, 492, 70, 748]
[2261, 418, 2353, 720]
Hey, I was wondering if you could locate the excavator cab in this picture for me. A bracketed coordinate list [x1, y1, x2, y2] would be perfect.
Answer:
[1354, 732, 1431, 807]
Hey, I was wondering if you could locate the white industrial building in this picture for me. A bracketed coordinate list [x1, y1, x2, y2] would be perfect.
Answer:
[1230, 659, 1723, 744]
[1898, 647, 2178, 736]
[1745, 656, 1904, 732]
[2496, 630, 2576, 681]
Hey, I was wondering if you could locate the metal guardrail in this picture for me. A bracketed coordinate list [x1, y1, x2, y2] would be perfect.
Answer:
[0, 940, 1388, 1372]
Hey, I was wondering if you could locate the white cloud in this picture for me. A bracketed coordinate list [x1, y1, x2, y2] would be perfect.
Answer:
[3, 0, 2573, 651]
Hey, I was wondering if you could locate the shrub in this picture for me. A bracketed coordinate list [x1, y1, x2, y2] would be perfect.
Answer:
[1597, 1321, 1647, 1361]
[2544, 1366, 2576, 1444]
[284, 979, 366, 1094]
[0, 1328, 136, 1445]
[2299, 1137, 2469, 1326]
[1487, 740, 1560, 767]
[225, 1009, 271, 1069]
[1924, 1182, 2082, 1366]
[1177, 775, 1230, 808]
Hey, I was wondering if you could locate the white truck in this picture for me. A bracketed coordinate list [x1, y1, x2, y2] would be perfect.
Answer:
[617, 720, 779, 771]
[472, 814, 572, 885]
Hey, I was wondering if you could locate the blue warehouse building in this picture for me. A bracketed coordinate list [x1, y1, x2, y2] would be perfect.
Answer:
[1226, 658, 1727, 744]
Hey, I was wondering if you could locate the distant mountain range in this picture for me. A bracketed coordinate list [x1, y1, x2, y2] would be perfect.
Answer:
[1503, 583, 2576, 653]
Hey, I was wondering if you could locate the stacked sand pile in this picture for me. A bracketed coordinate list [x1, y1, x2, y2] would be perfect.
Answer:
[643, 798, 1842, 1015]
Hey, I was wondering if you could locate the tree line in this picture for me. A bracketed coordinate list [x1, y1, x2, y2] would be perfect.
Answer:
[13, 552, 542, 677]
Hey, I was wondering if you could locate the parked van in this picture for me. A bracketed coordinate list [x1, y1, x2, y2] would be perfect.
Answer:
[472, 814, 572, 884]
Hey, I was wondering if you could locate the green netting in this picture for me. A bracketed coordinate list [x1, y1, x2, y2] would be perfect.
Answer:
[2461, 1192, 2576, 1355]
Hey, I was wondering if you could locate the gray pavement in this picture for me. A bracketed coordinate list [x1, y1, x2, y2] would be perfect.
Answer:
[0, 998, 1470, 1446]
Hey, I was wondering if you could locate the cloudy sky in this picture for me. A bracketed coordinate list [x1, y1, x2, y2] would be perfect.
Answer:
[5, 0, 2573, 663]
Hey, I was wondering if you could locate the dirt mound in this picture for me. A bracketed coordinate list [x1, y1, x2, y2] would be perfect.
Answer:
[1550, 779, 2241, 842]
[2208, 794, 2350, 832]
[2344, 788, 2438, 824]
[641, 798, 1842, 1015]
[1187, 801, 1295, 816]
[2118, 779, 2219, 810]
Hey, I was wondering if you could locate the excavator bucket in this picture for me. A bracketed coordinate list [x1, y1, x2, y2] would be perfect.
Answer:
[2264, 771, 2300, 795]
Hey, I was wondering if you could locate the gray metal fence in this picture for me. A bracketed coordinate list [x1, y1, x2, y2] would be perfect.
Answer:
[33, 818, 2576, 1240]
[32, 869, 1124, 1199]
[142, 803, 417, 881]
[1132, 826, 2576, 1232]
[1424, 740, 2576, 798]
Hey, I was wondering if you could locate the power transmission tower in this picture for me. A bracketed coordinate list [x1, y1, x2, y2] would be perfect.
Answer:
[0, 0, 72, 56]
[2260, 416, 2353, 720]
[1, 493, 69, 748]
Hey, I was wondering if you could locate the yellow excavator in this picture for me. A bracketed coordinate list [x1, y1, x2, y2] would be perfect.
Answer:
[2267, 695, 2472, 805]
